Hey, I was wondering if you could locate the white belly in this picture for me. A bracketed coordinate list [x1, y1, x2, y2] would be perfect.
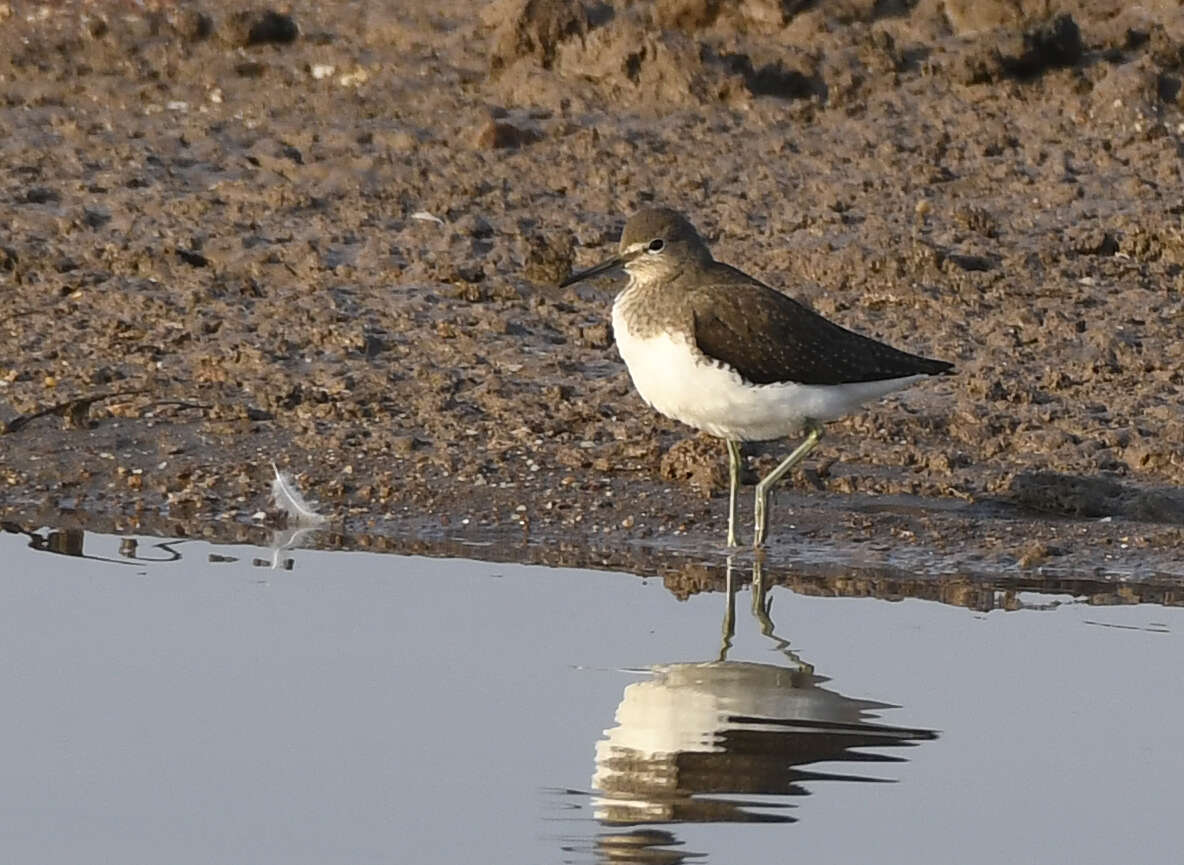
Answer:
[611, 303, 926, 442]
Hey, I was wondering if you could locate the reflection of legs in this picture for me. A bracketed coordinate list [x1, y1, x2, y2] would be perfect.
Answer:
[717, 555, 738, 662]
[725, 440, 743, 548]
[751, 556, 813, 672]
[753, 421, 824, 547]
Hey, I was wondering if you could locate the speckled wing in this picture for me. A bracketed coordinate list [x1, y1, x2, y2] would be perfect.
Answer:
[689, 267, 954, 386]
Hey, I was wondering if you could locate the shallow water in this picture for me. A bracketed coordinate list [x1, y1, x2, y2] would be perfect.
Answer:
[2, 526, 1181, 865]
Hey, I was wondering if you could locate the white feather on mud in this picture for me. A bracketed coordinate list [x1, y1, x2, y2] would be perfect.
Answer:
[270, 462, 327, 525]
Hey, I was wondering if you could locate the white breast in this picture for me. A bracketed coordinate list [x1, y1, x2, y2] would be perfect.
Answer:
[611, 296, 926, 442]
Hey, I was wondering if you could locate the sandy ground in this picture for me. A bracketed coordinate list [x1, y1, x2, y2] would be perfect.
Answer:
[2, 0, 1184, 584]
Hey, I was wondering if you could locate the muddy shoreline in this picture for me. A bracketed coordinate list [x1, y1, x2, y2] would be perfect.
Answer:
[2, 0, 1184, 582]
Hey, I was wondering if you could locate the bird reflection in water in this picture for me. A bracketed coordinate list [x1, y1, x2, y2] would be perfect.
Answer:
[0, 522, 185, 565]
[586, 557, 936, 863]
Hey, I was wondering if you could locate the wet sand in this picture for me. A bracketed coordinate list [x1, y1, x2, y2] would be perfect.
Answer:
[2, 0, 1184, 581]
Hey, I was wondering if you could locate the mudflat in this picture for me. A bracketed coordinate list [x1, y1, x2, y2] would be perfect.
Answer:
[2, 0, 1184, 581]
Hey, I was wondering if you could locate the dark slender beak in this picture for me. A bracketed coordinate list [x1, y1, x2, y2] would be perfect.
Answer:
[558, 253, 624, 288]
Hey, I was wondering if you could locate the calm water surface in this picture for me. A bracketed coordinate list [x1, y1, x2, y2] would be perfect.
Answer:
[1, 527, 1181, 864]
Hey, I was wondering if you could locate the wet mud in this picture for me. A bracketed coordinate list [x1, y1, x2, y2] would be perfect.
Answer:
[2, 0, 1184, 580]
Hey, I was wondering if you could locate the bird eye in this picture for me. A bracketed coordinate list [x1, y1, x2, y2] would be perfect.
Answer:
[647, 238, 665, 253]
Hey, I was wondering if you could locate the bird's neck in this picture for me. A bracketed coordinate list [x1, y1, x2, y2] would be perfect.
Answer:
[613, 271, 692, 339]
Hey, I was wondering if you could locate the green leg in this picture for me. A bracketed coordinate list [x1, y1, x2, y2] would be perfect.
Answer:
[725, 439, 743, 548]
[753, 421, 824, 548]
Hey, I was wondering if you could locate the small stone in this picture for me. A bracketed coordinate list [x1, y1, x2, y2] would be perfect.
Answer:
[454, 213, 494, 238]
[1017, 540, 1048, 568]
[659, 436, 727, 497]
[246, 10, 299, 46]
[655, 0, 722, 31]
[172, 9, 214, 42]
[524, 230, 574, 285]
[473, 118, 543, 150]
[485, 0, 589, 74]
[83, 207, 111, 229]
[578, 323, 612, 349]
[22, 187, 60, 204]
